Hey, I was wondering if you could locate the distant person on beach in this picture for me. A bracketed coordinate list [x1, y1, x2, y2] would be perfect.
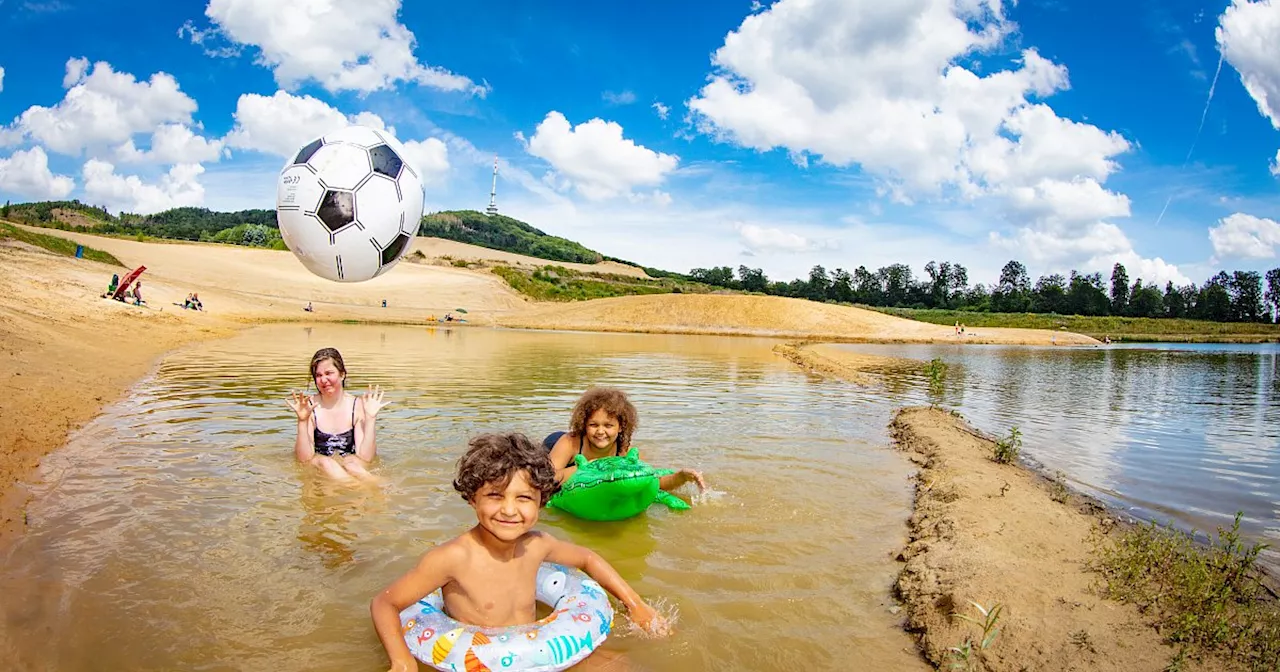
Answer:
[304, 302, 314, 312]
[132, 280, 144, 306]
[286, 347, 389, 482]
[544, 386, 706, 493]
[102, 273, 119, 299]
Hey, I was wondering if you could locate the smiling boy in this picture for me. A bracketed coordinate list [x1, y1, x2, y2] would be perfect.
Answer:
[370, 433, 667, 672]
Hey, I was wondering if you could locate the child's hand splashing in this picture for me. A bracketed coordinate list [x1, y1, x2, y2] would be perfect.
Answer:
[285, 391, 314, 422]
[627, 601, 672, 638]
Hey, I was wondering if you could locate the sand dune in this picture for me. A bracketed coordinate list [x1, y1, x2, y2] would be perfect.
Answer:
[498, 293, 1100, 346]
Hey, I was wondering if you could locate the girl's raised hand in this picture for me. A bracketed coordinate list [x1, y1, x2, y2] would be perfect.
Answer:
[286, 391, 314, 422]
[363, 385, 390, 417]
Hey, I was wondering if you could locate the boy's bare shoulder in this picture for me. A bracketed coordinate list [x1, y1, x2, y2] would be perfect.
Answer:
[415, 532, 473, 568]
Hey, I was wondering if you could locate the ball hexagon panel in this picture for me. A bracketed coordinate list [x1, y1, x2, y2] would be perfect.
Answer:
[369, 144, 404, 180]
[305, 142, 372, 190]
[292, 138, 324, 164]
[316, 190, 358, 234]
[375, 231, 414, 271]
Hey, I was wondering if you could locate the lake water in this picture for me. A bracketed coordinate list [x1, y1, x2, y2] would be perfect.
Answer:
[834, 341, 1280, 570]
[0, 325, 929, 671]
[4, 327, 1276, 671]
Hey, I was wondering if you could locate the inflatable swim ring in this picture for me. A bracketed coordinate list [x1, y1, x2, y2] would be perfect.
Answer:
[399, 562, 613, 672]
[548, 447, 691, 522]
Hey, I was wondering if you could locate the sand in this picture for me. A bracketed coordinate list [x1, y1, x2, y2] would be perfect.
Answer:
[775, 343, 1226, 671]
[409, 237, 653, 279]
[0, 224, 1096, 552]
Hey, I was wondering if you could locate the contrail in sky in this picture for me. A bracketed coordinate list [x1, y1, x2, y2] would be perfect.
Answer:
[1155, 49, 1226, 227]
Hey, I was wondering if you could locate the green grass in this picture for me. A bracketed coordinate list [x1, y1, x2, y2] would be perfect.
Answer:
[870, 307, 1280, 342]
[1092, 513, 1280, 670]
[0, 221, 124, 266]
[491, 264, 686, 301]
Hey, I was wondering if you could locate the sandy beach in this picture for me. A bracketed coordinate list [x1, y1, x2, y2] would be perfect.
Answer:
[0, 225, 1096, 557]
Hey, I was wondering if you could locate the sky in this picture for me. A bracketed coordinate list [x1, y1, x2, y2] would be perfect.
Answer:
[0, 0, 1279, 289]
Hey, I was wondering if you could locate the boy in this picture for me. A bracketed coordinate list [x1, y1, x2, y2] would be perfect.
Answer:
[370, 433, 668, 672]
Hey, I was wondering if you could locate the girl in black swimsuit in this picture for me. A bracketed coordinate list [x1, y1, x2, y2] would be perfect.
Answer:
[544, 386, 706, 494]
[287, 347, 390, 482]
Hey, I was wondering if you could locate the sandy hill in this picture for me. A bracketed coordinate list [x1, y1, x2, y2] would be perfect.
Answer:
[498, 293, 1099, 345]
[408, 237, 651, 278]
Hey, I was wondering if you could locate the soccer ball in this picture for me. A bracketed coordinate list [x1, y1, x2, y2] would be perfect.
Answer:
[275, 125, 425, 282]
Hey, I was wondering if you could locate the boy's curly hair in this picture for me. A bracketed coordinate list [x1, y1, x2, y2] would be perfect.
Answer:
[453, 433, 558, 506]
[569, 387, 638, 452]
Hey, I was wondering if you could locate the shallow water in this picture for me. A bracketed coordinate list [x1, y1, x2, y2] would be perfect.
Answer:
[837, 341, 1280, 570]
[0, 325, 927, 671]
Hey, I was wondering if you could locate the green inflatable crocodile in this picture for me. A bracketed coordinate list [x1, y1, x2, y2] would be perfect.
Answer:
[547, 447, 691, 521]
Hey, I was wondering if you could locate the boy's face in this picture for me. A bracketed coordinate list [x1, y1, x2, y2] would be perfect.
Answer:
[585, 408, 620, 452]
[470, 469, 541, 542]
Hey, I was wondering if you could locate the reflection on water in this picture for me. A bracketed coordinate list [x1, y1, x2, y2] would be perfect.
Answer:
[840, 341, 1280, 570]
[0, 325, 928, 671]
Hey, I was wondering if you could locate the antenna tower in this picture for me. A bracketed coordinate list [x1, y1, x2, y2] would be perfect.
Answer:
[485, 156, 499, 216]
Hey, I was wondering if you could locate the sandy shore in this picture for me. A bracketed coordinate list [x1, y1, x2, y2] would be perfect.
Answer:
[0, 224, 1096, 550]
[776, 343, 1230, 671]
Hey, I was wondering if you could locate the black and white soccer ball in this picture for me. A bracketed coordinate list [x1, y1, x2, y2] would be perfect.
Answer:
[275, 125, 426, 282]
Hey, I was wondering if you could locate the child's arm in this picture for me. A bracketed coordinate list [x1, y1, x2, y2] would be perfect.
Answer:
[633, 449, 706, 493]
[547, 435, 579, 484]
[354, 386, 389, 463]
[287, 392, 315, 463]
[370, 544, 460, 672]
[540, 533, 668, 636]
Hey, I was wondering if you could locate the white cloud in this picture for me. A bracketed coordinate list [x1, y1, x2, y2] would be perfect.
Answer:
[1218, 0, 1280, 130]
[0, 147, 75, 199]
[224, 91, 353, 158]
[602, 90, 636, 105]
[1209, 212, 1280, 260]
[222, 90, 450, 183]
[397, 137, 449, 185]
[4, 58, 201, 157]
[652, 102, 670, 119]
[116, 123, 226, 165]
[1272, 149, 1280, 177]
[82, 160, 205, 214]
[523, 111, 679, 200]
[686, 0, 1175, 282]
[0, 66, 5, 93]
[190, 0, 486, 96]
[737, 222, 833, 253]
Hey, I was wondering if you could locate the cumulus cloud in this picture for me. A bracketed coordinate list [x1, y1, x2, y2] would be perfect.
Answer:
[1209, 212, 1280, 260]
[523, 111, 679, 200]
[1218, 0, 1280, 130]
[1272, 149, 1280, 177]
[2, 58, 204, 158]
[223, 91, 450, 182]
[737, 222, 833, 253]
[686, 0, 1171, 279]
[0, 147, 75, 199]
[186, 0, 486, 95]
[0, 66, 5, 93]
[116, 123, 226, 164]
[652, 102, 670, 119]
[82, 160, 205, 214]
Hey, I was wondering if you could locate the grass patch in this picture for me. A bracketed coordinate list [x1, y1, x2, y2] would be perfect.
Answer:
[0, 221, 123, 266]
[991, 426, 1022, 464]
[491, 264, 704, 302]
[1093, 512, 1280, 670]
[869, 307, 1280, 342]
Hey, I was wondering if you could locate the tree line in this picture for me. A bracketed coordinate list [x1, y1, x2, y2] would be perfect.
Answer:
[689, 260, 1280, 323]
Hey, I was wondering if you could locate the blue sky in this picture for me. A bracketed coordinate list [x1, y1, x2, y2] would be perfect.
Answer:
[1, 0, 1278, 288]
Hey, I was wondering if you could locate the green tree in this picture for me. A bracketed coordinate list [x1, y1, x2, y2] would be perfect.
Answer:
[1163, 281, 1185, 318]
[1110, 263, 1129, 315]
[1031, 273, 1068, 314]
[1229, 270, 1265, 322]
[689, 266, 735, 287]
[1265, 267, 1280, 323]
[1, 200, 9, 218]
[737, 265, 768, 293]
[852, 265, 880, 305]
[807, 265, 830, 301]
[829, 268, 854, 303]
[993, 260, 1030, 312]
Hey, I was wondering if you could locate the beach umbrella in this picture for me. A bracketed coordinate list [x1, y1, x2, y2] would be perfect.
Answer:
[454, 308, 469, 313]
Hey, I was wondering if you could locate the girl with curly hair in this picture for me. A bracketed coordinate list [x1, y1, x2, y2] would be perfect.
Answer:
[543, 386, 706, 493]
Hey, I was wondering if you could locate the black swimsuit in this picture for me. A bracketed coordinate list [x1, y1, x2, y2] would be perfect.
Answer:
[313, 399, 357, 457]
[541, 431, 621, 457]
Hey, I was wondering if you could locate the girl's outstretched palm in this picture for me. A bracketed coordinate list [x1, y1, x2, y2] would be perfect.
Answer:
[363, 385, 390, 417]
[286, 391, 314, 422]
